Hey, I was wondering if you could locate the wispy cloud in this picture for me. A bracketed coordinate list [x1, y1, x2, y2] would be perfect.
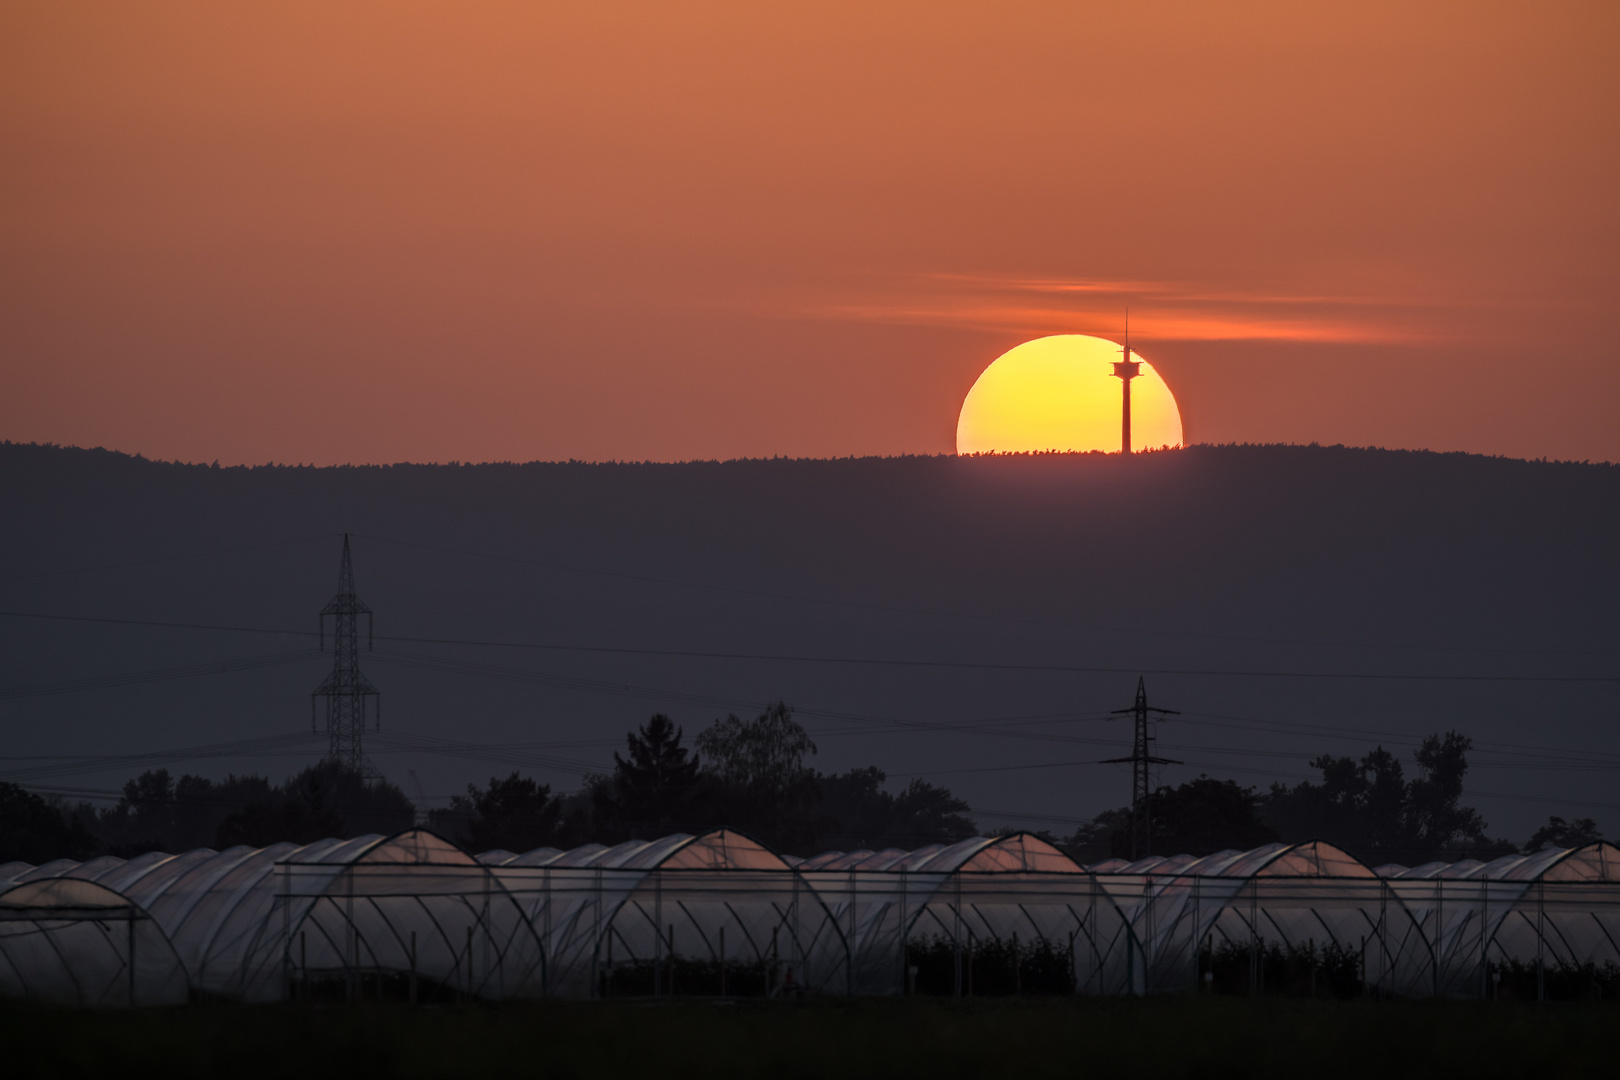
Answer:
[796, 273, 1443, 343]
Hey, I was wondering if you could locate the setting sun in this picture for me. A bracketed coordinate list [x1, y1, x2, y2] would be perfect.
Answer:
[956, 335, 1184, 455]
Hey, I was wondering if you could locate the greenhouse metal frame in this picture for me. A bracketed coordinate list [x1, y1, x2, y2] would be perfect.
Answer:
[2, 828, 1615, 1006]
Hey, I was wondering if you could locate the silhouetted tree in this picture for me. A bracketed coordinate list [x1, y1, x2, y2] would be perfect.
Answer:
[213, 761, 412, 848]
[594, 713, 704, 840]
[561, 707, 982, 856]
[215, 771, 344, 848]
[1063, 777, 1276, 862]
[1265, 730, 1510, 864]
[1525, 815, 1602, 853]
[1406, 732, 1490, 854]
[1152, 776, 1279, 856]
[91, 769, 279, 855]
[93, 768, 178, 856]
[0, 782, 96, 864]
[1061, 809, 1130, 866]
[434, 772, 563, 855]
[1263, 749, 1406, 859]
[818, 766, 977, 850]
[696, 701, 823, 853]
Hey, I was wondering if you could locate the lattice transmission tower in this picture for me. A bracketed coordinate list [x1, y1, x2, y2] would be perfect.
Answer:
[1101, 677, 1180, 859]
[312, 534, 381, 775]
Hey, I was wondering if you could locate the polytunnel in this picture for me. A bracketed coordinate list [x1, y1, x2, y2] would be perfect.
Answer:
[256, 829, 542, 1002]
[0, 877, 187, 1006]
[797, 832, 1138, 995]
[1380, 841, 1620, 1000]
[483, 829, 844, 997]
[5, 831, 1619, 1004]
[1088, 841, 1421, 995]
[0, 830, 541, 1004]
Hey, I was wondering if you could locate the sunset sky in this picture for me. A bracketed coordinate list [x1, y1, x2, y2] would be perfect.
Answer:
[3, 1, 1615, 465]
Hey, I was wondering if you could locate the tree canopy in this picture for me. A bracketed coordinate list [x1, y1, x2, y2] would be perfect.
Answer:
[817, 766, 977, 851]
[4, 716, 1598, 868]
[0, 782, 96, 864]
[593, 713, 704, 839]
[694, 702, 824, 852]
[1063, 776, 1277, 863]
[1264, 731, 1511, 865]
[1525, 815, 1602, 853]
[430, 773, 566, 854]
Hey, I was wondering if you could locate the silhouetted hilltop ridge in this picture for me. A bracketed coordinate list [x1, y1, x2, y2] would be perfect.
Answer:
[4, 439, 1615, 472]
[0, 439, 1614, 840]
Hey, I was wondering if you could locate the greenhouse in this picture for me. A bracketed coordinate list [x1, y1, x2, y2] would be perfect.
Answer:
[1, 829, 1616, 1005]
[1377, 843, 1620, 999]
[1089, 841, 1432, 996]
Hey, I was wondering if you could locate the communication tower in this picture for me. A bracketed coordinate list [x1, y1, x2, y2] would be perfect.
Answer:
[1111, 315, 1141, 455]
[1101, 677, 1180, 859]
[312, 534, 381, 775]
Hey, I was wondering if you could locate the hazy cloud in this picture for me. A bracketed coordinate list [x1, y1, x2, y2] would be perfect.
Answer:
[805, 274, 1446, 344]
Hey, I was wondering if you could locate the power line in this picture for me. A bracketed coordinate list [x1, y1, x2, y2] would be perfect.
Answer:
[1174, 711, 1620, 767]
[354, 532, 1616, 660]
[2, 636, 1614, 799]
[2, 609, 1614, 683]
[0, 733, 322, 783]
[2, 529, 1608, 661]
[371, 647, 1124, 746]
[0, 533, 339, 585]
[0, 649, 321, 703]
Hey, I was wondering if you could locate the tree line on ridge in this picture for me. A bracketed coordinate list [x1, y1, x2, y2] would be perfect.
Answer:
[0, 702, 1602, 869]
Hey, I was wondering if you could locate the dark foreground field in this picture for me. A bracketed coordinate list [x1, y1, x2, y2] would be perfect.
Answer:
[2, 997, 1612, 1080]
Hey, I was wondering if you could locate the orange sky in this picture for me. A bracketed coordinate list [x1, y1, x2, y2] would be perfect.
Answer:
[2, 1, 1616, 464]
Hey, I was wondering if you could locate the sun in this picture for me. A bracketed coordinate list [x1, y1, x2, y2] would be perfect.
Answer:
[956, 334, 1183, 455]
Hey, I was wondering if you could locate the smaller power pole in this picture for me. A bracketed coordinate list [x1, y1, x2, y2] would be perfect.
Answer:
[1101, 677, 1180, 859]
[1112, 316, 1141, 455]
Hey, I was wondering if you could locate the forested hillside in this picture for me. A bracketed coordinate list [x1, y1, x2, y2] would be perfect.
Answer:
[1, 441, 1615, 850]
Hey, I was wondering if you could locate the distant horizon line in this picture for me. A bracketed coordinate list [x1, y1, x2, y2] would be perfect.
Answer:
[2, 439, 1615, 471]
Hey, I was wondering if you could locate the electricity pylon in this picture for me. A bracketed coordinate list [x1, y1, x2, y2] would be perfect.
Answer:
[312, 534, 381, 776]
[1101, 677, 1180, 859]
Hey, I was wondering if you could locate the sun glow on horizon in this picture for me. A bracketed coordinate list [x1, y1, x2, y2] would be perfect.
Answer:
[955, 335, 1184, 455]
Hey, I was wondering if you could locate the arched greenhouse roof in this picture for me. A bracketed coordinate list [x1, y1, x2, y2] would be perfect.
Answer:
[1372, 843, 1618, 883]
[794, 833, 1084, 877]
[0, 876, 146, 912]
[481, 829, 793, 873]
[1493, 841, 1619, 882]
[0, 876, 189, 1006]
[1084, 841, 1376, 881]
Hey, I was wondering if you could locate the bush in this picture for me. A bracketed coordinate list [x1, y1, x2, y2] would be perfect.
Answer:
[906, 935, 1075, 996]
[1201, 940, 1363, 998]
[1490, 958, 1620, 1002]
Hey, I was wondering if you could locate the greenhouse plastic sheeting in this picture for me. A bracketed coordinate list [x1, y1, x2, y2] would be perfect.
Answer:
[799, 833, 1137, 994]
[0, 877, 188, 1006]
[486, 829, 839, 997]
[1088, 841, 1425, 994]
[3, 830, 1616, 1004]
[1379, 842, 1620, 997]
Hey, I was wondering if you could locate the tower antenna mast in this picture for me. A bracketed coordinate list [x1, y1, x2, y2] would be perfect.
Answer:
[312, 534, 381, 776]
[1100, 677, 1180, 859]
[1111, 311, 1142, 455]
